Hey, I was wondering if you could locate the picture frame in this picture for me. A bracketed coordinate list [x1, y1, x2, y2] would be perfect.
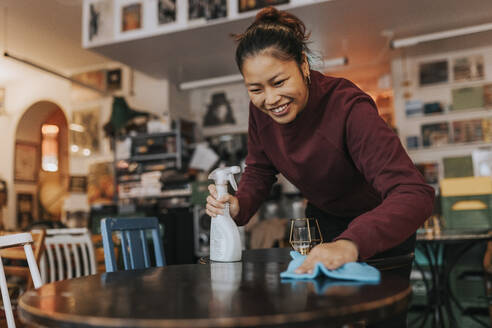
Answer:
[70, 107, 101, 156]
[158, 0, 176, 25]
[189, 0, 227, 21]
[87, 0, 114, 43]
[70, 69, 107, 102]
[194, 85, 250, 137]
[106, 68, 122, 92]
[14, 142, 39, 183]
[419, 60, 448, 86]
[452, 54, 485, 82]
[121, 2, 142, 32]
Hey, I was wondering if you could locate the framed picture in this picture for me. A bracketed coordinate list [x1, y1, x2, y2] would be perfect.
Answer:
[69, 176, 88, 193]
[189, 0, 227, 21]
[14, 142, 39, 183]
[452, 119, 483, 143]
[238, 0, 289, 13]
[71, 69, 107, 102]
[122, 2, 142, 32]
[106, 68, 122, 92]
[421, 122, 450, 147]
[70, 107, 100, 156]
[158, 0, 176, 24]
[87, 0, 113, 42]
[419, 60, 448, 86]
[197, 86, 249, 137]
[452, 55, 484, 82]
[17, 192, 34, 230]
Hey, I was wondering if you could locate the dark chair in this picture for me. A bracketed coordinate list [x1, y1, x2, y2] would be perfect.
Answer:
[100, 217, 166, 272]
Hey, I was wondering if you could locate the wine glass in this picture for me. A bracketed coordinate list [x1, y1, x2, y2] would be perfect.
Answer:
[289, 218, 323, 255]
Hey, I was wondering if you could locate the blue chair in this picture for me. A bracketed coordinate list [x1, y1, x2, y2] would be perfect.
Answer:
[100, 217, 166, 272]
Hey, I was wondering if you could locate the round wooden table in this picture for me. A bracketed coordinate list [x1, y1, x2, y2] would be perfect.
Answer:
[19, 248, 411, 327]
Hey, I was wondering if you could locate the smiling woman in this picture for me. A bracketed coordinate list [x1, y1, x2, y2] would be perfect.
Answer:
[206, 7, 434, 327]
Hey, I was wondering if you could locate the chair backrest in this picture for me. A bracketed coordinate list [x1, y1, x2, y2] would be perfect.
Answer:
[0, 233, 43, 328]
[101, 217, 165, 272]
[39, 228, 96, 283]
[0, 230, 45, 290]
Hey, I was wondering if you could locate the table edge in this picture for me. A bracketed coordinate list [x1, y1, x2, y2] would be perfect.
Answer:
[19, 285, 412, 327]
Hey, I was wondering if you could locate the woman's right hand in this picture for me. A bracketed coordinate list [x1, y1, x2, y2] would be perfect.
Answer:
[206, 184, 240, 219]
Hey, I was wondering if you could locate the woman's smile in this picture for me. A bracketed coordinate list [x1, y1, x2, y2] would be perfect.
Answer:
[268, 101, 292, 116]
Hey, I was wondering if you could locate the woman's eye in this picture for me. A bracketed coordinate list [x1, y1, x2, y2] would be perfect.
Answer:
[249, 89, 261, 93]
[274, 80, 285, 87]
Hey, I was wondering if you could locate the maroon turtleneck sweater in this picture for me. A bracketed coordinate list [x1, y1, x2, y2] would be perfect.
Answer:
[234, 70, 434, 259]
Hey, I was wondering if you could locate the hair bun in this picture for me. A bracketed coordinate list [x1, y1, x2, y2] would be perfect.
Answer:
[255, 6, 281, 23]
[253, 6, 309, 42]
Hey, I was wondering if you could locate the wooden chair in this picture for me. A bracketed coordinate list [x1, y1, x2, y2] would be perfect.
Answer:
[0, 233, 43, 328]
[38, 228, 96, 283]
[101, 217, 166, 272]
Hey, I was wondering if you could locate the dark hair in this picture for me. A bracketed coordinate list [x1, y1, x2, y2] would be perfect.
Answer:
[233, 6, 311, 72]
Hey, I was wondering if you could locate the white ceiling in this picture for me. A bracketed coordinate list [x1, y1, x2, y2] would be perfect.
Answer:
[0, 0, 107, 74]
[1, 0, 492, 87]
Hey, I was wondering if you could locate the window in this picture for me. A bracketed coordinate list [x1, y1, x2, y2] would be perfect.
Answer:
[41, 124, 59, 172]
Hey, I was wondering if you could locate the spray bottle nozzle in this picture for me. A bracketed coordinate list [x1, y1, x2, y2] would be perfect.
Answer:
[209, 166, 241, 191]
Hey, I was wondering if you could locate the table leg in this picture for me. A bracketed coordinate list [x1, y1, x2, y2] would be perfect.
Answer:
[444, 241, 490, 328]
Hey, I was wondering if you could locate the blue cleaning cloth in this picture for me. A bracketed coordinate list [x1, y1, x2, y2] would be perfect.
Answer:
[280, 251, 381, 282]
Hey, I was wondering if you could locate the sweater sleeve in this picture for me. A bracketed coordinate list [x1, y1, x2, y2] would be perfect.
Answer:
[334, 98, 435, 259]
[234, 108, 278, 226]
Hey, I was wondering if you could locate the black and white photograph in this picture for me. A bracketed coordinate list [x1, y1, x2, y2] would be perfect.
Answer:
[158, 0, 176, 24]
[419, 60, 448, 86]
[87, 0, 112, 42]
[203, 92, 236, 127]
[192, 83, 249, 137]
[189, 0, 227, 21]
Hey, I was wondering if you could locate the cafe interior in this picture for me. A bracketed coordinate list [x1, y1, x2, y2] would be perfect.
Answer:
[0, 0, 492, 327]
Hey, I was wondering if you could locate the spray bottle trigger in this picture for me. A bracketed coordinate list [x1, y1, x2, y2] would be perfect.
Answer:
[228, 175, 238, 191]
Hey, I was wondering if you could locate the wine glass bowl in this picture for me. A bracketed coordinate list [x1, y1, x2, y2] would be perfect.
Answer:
[289, 218, 323, 255]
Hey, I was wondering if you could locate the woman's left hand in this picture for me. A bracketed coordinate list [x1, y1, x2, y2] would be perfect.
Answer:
[294, 239, 359, 274]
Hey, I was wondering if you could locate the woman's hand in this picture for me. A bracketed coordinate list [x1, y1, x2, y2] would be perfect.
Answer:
[206, 184, 240, 218]
[295, 239, 359, 274]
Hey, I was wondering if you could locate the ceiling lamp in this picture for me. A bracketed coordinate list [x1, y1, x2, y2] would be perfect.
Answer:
[391, 22, 492, 48]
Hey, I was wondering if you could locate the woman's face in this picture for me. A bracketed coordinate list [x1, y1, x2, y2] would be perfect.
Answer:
[242, 51, 309, 124]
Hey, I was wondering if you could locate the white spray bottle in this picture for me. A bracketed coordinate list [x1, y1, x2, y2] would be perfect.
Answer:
[209, 166, 242, 262]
